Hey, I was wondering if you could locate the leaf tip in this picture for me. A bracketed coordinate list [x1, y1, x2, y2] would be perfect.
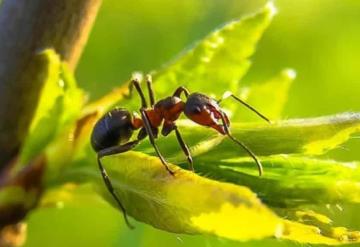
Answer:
[34, 48, 60, 63]
[265, 1, 278, 18]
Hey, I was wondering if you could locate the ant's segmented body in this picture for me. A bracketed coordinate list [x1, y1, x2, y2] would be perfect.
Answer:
[91, 75, 270, 228]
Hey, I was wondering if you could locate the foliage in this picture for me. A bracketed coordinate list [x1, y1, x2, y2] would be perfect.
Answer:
[4, 2, 359, 247]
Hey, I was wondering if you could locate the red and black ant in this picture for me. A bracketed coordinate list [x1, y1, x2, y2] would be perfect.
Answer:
[91, 75, 270, 228]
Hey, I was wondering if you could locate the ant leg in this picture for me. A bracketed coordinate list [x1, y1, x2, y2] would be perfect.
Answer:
[161, 123, 193, 171]
[128, 78, 148, 108]
[174, 126, 194, 171]
[173, 86, 190, 98]
[218, 91, 270, 123]
[97, 140, 139, 229]
[146, 75, 155, 107]
[140, 109, 175, 175]
[218, 113, 263, 176]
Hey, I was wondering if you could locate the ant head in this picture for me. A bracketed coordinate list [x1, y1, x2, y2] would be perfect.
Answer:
[184, 93, 229, 135]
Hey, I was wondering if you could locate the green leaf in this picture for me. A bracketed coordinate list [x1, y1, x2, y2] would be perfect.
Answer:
[19, 49, 62, 165]
[19, 49, 84, 166]
[63, 151, 282, 241]
[214, 112, 360, 157]
[153, 2, 276, 97]
[192, 156, 360, 207]
[233, 69, 295, 122]
[59, 151, 360, 245]
[58, 63, 84, 127]
[135, 112, 360, 162]
[282, 217, 360, 245]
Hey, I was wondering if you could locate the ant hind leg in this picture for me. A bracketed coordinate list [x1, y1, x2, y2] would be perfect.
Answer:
[97, 140, 139, 229]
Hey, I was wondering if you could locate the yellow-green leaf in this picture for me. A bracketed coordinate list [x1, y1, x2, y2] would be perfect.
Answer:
[59, 151, 360, 245]
[193, 156, 360, 207]
[158, 112, 360, 162]
[153, 2, 277, 97]
[19, 49, 62, 165]
[19, 49, 84, 167]
[65, 151, 282, 241]
[282, 219, 360, 245]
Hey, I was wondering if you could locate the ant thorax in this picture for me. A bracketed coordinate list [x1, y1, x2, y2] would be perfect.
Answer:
[153, 96, 185, 123]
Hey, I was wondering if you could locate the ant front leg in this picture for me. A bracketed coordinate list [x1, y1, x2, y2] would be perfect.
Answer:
[162, 122, 194, 172]
[128, 77, 148, 108]
[218, 91, 270, 123]
[140, 109, 175, 175]
[173, 86, 190, 98]
[97, 140, 139, 229]
[145, 75, 156, 107]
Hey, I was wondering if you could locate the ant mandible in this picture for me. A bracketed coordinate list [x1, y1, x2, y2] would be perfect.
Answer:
[90, 75, 270, 228]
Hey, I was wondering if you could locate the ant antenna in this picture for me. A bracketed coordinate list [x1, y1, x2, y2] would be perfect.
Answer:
[219, 112, 263, 176]
[218, 91, 271, 123]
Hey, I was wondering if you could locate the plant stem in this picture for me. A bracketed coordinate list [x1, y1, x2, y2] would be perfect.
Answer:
[0, 0, 102, 170]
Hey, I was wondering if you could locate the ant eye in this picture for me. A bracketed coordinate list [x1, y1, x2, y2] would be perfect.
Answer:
[192, 106, 202, 114]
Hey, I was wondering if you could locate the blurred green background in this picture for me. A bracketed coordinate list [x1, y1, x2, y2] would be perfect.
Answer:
[25, 0, 360, 246]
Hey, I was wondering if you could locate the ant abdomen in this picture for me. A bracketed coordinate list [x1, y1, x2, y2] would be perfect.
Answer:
[91, 108, 134, 152]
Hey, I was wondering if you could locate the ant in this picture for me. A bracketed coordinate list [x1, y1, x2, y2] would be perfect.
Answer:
[90, 75, 270, 229]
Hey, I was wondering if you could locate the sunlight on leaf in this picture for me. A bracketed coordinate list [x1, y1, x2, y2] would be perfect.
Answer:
[173, 112, 360, 161]
[19, 49, 84, 170]
[153, 2, 276, 97]
[59, 151, 360, 245]
[282, 219, 360, 245]
[64, 151, 283, 241]
[28, 50, 62, 132]
[19, 49, 62, 165]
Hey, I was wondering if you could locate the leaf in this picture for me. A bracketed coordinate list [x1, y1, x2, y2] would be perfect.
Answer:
[81, 2, 277, 116]
[191, 156, 360, 207]
[58, 151, 360, 245]
[43, 63, 85, 181]
[218, 112, 360, 157]
[59, 63, 84, 127]
[19, 49, 84, 168]
[27, 50, 62, 132]
[153, 2, 277, 97]
[134, 112, 360, 162]
[63, 152, 282, 241]
[19, 49, 62, 165]
[282, 218, 360, 245]
[81, 80, 130, 116]
[232, 68, 295, 122]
